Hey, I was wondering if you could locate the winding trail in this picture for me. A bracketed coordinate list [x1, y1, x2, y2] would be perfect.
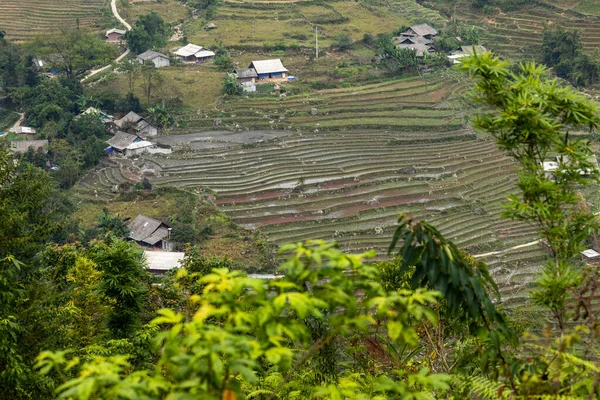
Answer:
[7, 112, 25, 133]
[82, 0, 132, 81]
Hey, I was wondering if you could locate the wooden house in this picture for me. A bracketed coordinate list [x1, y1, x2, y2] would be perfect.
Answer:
[174, 43, 215, 63]
[106, 28, 126, 43]
[249, 59, 288, 80]
[115, 111, 158, 138]
[397, 43, 429, 57]
[128, 214, 173, 251]
[401, 23, 438, 40]
[234, 68, 258, 83]
[137, 50, 170, 68]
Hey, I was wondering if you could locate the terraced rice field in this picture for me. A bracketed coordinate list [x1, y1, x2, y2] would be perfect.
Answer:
[0, 0, 108, 41]
[449, 0, 600, 59]
[188, 0, 446, 48]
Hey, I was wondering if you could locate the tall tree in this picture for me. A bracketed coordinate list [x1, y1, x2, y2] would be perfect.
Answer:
[124, 11, 168, 54]
[29, 28, 116, 78]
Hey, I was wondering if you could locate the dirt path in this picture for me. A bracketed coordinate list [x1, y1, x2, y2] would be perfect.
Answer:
[474, 239, 542, 259]
[8, 112, 24, 133]
[82, 0, 132, 81]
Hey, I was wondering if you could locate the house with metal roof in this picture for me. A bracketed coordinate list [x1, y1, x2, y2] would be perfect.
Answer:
[234, 68, 258, 83]
[248, 59, 288, 80]
[144, 251, 185, 275]
[397, 43, 430, 57]
[174, 43, 215, 63]
[137, 50, 170, 68]
[128, 214, 173, 251]
[106, 28, 126, 43]
[401, 24, 438, 40]
[115, 111, 158, 137]
[107, 131, 141, 153]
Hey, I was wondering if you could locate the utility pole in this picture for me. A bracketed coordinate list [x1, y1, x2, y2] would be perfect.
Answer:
[315, 26, 319, 59]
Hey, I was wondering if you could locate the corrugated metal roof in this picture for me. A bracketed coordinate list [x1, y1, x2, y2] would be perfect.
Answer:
[108, 131, 139, 151]
[397, 43, 429, 57]
[195, 50, 215, 58]
[143, 227, 169, 245]
[127, 140, 153, 150]
[234, 68, 258, 78]
[128, 214, 165, 242]
[249, 59, 288, 75]
[106, 29, 126, 36]
[144, 251, 185, 271]
[137, 50, 168, 61]
[116, 111, 144, 127]
[174, 43, 204, 57]
[407, 24, 438, 37]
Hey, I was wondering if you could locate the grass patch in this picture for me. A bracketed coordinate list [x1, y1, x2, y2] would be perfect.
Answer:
[120, 0, 190, 24]
[97, 64, 224, 109]
[575, 0, 600, 16]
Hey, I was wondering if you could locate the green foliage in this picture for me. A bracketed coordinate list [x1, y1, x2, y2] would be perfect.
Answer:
[29, 28, 116, 78]
[187, 0, 221, 19]
[37, 241, 452, 399]
[223, 73, 243, 96]
[96, 209, 130, 238]
[333, 32, 353, 51]
[541, 26, 600, 86]
[125, 11, 169, 54]
[90, 240, 148, 338]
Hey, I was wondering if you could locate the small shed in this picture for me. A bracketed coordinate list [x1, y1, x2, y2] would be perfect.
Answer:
[249, 59, 288, 80]
[401, 23, 438, 40]
[206, 23, 218, 30]
[144, 251, 185, 275]
[174, 43, 215, 63]
[106, 28, 126, 43]
[234, 68, 258, 83]
[137, 50, 170, 68]
[128, 214, 173, 251]
[11, 140, 48, 153]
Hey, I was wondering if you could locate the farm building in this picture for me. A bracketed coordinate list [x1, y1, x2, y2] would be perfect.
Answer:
[13, 126, 36, 134]
[144, 251, 185, 275]
[106, 28, 126, 43]
[174, 43, 215, 63]
[128, 214, 173, 251]
[234, 68, 258, 83]
[249, 59, 288, 80]
[106, 131, 143, 154]
[397, 43, 429, 57]
[115, 111, 158, 137]
[11, 140, 48, 153]
[401, 23, 438, 40]
[137, 50, 170, 68]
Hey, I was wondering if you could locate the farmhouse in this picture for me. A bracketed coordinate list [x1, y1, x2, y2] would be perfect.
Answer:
[106, 28, 126, 43]
[137, 50, 170, 68]
[128, 214, 173, 251]
[249, 59, 288, 80]
[107, 131, 141, 153]
[174, 43, 215, 63]
[11, 140, 48, 153]
[397, 43, 430, 57]
[234, 68, 258, 83]
[144, 251, 185, 275]
[401, 23, 438, 40]
[115, 111, 158, 137]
